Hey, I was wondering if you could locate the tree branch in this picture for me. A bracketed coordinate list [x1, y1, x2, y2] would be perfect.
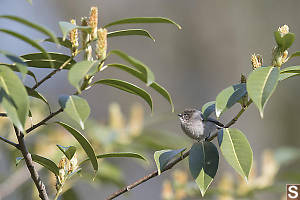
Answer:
[14, 126, 49, 200]
[106, 100, 253, 200]
[0, 135, 19, 149]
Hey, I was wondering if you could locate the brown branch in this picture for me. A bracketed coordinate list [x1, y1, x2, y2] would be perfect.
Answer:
[26, 108, 63, 134]
[0, 135, 20, 149]
[31, 57, 73, 90]
[106, 99, 253, 200]
[14, 126, 49, 200]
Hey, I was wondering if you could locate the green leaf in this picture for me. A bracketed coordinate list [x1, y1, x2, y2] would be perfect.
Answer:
[107, 29, 155, 41]
[189, 141, 219, 196]
[58, 95, 90, 129]
[274, 31, 295, 51]
[109, 50, 155, 85]
[24, 60, 74, 69]
[104, 17, 181, 29]
[68, 60, 100, 91]
[44, 37, 72, 49]
[1, 63, 37, 83]
[154, 148, 186, 175]
[215, 83, 247, 118]
[279, 72, 300, 81]
[0, 50, 28, 79]
[201, 101, 216, 120]
[218, 128, 253, 180]
[21, 52, 75, 63]
[80, 152, 146, 166]
[92, 79, 153, 111]
[0, 65, 29, 131]
[0, 29, 53, 68]
[25, 86, 50, 110]
[247, 66, 279, 118]
[280, 66, 300, 73]
[289, 51, 300, 61]
[16, 154, 59, 175]
[59, 21, 92, 41]
[0, 15, 59, 45]
[56, 145, 77, 160]
[55, 122, 98, 173]
[106, 64, 174, 111]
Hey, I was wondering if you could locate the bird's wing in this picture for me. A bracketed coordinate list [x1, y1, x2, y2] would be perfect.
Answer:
[205, 117, 224, 128]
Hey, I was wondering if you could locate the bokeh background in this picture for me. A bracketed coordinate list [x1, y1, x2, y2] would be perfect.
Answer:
[1, 0, 300, 199]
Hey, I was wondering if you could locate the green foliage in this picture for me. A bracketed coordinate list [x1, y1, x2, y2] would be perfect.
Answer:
[154, 148, 186, 175]
[201, 101, 215, 119]
[59, 21, 92, 41]
[107, 29, 155, 41]
[57, 145, 77, 160]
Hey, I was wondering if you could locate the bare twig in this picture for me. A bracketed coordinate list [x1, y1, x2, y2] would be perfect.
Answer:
[26, 108, 63, 134]
[0, 135, 19, 149]
[106, 100, 253, 200]
[31, 57, 73, 90]
[14, 126, 49, 200]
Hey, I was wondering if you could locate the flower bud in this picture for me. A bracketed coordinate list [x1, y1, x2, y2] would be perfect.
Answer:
[251, 54, 263, 70]
[69, 19, 79, 57]
[278, 25, 289, 37]
[89, 6, 98, 40]
[96, 28, 107, 60]
[69, 154, 78, 173]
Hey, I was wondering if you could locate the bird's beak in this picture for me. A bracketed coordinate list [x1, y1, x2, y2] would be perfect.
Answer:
[178, 113, 182, 118]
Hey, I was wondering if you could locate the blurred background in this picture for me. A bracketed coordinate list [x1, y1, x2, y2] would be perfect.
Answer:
[1, 0, 300, 199]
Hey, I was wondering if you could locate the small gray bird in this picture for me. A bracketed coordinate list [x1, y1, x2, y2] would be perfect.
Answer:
[178, 109, 224, 142]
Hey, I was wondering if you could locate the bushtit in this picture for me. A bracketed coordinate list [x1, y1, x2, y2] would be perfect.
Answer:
[178, 109, 224, 142]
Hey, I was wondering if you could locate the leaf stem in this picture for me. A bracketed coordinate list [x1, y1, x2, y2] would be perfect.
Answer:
[106, 99, 253, 200]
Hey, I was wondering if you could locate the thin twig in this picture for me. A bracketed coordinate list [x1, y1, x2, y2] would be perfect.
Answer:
[106, 99, 253, 200]
[14, 126, 49, 200]
[0, 135, 19, 149]
[26, 108, 63, 134]
[31, 57, 73, 90]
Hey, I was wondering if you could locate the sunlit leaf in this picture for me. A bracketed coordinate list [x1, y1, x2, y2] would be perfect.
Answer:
[16, 154, 59, 175]
[154, 148, 185, 175]
[0, 50, 28, 79]
[279, 73, 300, 81]
[215, 83, 247, 118]
[58, 95, 90, 129]
[280, 66, 300, 74]
[104, 17, 181, 29]
[106, 64, 174, 111]
[59, 21, 92, 41]
[189, 141, 219, 196]
[0, 15, 59, 44]
[0, 65, 29, 131]
[44, 37, 72, 49]
[107, 29, 155, 41]
[55, 122, 98, 173]
[24, 60, 74, 69]
[109, 50, 155, 85]
[247, 66, 279, 118]
[92, 79, 153, 111]
[218, 128, 253, 180]
[56, 145, 77, 160]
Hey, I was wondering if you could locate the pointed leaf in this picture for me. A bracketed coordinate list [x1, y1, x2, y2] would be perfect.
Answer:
[154, 148, 186, 175]
[279, 73, 300, 81]
[106, 64, 173, 111]
[104, 17, 181, 29]
[56, 145, 77, 160]
[58, 95, 90, 129]
[0, 50, 28, 79]
[289, 51, 300, 60]
[1, 63, 37, 83]
[21, 52, 75, 64]
[68, 60, 100, 91]
[201, 101, 216, 119]
[59, 21, 92, 41]
[107, 29, 155, 41]
[25, 86, 50, 110]
[109, 50, 155, 85]
[218, 128, 253, 180]
[0, 29, 53, 67]
[80, 152, 146, 166]
[0, 65, 29, 131]
[55, 122, 98, 172]
[16, 154, 59, 175]
[0, 15, 59, 45]
[282, 33, 295, 51]
[280, 66, 300, 73]
[215, 83, 247, 117]
[92, 79, 153, 111]
[247, 66, 279, 118]
[24, 60, 74, 69]
[189, 141, 219, 196]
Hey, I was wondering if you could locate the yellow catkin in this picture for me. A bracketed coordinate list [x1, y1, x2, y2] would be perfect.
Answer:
[251, 54, 263, 70]
[69, 19, 78, 56]
[89, 6, 98, 40]
[96, 28, 107, 60]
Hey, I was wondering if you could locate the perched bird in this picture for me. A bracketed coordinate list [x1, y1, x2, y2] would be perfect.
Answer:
[178, 109, 224, 142]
